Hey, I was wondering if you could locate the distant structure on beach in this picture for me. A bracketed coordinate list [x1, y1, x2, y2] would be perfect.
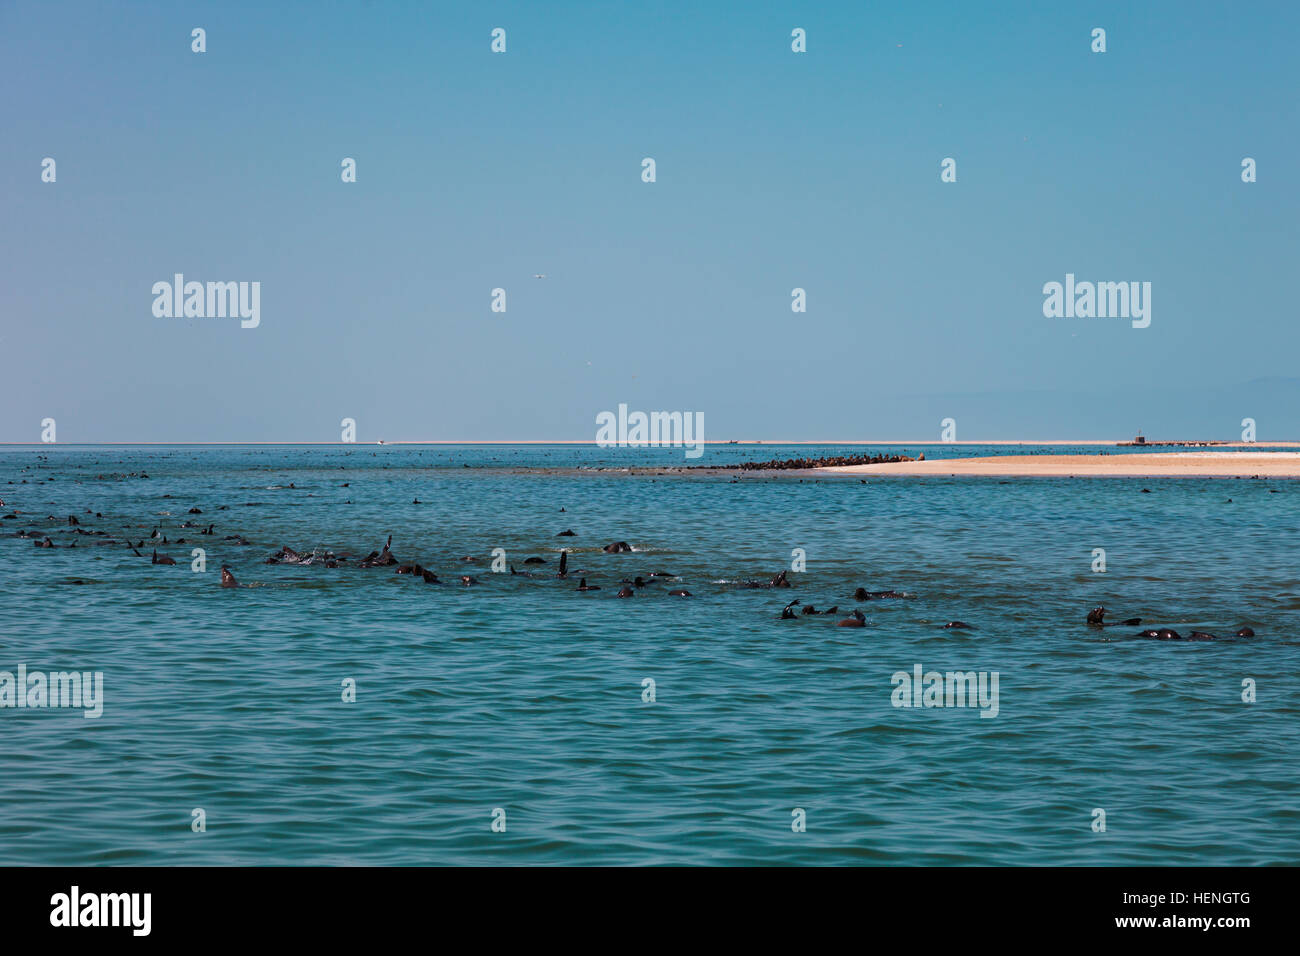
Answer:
[1133, 432, 1146, 445]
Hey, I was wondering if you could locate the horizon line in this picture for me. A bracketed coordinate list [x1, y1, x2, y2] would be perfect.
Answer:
[3, 439, 1295, 447]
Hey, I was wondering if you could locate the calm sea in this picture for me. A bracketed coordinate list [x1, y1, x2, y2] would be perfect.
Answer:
[2, 444, 1297, 865]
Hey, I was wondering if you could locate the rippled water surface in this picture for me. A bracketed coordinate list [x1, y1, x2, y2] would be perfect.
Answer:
[2, 445, 1298, 865]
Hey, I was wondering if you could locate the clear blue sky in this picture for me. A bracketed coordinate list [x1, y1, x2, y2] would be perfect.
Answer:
[2, 0, 1298, 441]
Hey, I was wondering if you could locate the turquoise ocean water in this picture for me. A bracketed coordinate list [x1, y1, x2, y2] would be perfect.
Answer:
[2, 444, 1297, 865]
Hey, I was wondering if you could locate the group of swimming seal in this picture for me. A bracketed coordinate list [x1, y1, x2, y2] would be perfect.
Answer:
[6, 501, 1263, 641]
[261, 535, 683, 594]
[1088, 606, 1255, 641]
[777, 592, 967, 630]
[780, 600, 865, 627]
[772, 583, 963, 630]
[769, 597, 1259, 638]
[128, 535, 1250, 641]
[18, 508, 921, 617]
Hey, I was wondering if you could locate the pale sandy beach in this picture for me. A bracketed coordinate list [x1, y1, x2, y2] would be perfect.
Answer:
[809, 452, 1300, 478]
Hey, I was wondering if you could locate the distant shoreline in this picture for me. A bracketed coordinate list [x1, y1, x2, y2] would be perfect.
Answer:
[3, 440, 1299, 448]
[804, 452, 1300, 479]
